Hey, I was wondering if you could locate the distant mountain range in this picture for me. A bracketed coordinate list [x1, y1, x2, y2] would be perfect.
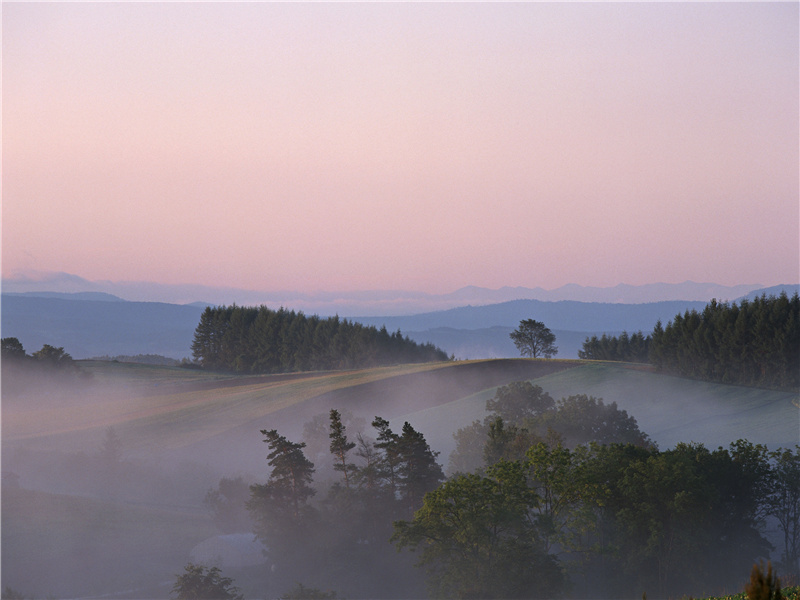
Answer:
[2, 283, 796, 361]
[1, 269, 787, 316]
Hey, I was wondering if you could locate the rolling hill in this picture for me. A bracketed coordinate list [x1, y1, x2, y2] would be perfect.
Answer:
[3, 357, 797, 599]
[4, 358, 796, 480]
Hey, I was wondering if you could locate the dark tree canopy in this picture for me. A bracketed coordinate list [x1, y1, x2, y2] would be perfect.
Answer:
[509, 319, 558, 358]
[249, 429, 315, 522]
[31, 344, 75, 368]
[1, 337, 26, 361]
[171, 563, 243, 600]
[329, 409, 358, 488]
[579, 330, 651, 362]
[649, 292, 800, 389]
[191, 305, 448, 373]
[486, 381, 555, 422]
[392, 461, 563, 599]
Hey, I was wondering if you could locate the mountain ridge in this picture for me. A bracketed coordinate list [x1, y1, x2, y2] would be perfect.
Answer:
[3, 270, 788, 315]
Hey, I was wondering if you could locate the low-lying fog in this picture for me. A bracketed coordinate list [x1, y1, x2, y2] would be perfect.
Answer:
[2, 361, 797, 599]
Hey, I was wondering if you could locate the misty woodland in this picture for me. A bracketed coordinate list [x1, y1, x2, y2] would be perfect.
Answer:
[2, 291, 799, 600]
[4, 1, 798, 598]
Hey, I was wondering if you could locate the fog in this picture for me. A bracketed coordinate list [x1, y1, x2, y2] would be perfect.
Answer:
[3, 360, 553, 598]
[2, 359, 797, 599]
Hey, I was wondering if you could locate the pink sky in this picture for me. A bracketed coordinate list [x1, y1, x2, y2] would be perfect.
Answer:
[3, 2, 798, 294]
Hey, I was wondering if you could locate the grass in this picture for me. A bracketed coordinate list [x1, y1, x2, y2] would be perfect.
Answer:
[533, 362, 799, 449]
[692, 587, 800, 600]
[397, 361, 799, 458]
[3, 361, 457, 453]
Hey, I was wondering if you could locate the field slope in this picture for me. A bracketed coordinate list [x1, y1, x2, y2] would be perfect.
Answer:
[3, 358, 797, 599]
[3, 359, 577, 475]
[399, 362, 799, 461]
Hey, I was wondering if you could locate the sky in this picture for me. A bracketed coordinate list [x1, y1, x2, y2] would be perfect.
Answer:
[3, 2, 798, 295]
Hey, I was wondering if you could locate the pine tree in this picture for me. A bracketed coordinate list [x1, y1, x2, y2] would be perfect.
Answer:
[396, 422, 444, 513]
[249, 429, 315, 521]
[329, 409, 358, 488]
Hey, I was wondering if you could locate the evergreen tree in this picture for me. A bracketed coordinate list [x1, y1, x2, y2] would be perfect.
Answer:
[649, 292, 799, 388]
[248, 429, 315, 520]
[372, 416, 402, 497]
[329, 409, 358, 488]
[191, 305, 448, 374]
[396, 422, 444, 513]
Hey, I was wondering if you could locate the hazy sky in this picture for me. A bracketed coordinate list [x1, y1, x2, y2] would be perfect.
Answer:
[3, 2, 798, 294]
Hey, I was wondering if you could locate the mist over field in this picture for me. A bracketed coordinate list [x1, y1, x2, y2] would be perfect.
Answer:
[3, 0, 798, 597]
[3, 352, 798, 599]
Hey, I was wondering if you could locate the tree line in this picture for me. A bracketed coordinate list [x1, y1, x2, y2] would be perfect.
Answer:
[1, 337, 89, 395]
[194, 382, 799, 600]
[650, 292, 800, 389]
[578, 330, 651, 363]
[579, 293, 799, 389]
[190, 305, 449, 373]
[412, 383, 798, 598]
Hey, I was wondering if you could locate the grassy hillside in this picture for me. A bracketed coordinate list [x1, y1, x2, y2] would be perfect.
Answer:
[6, 359, 795, 475]
[398, 362, 799, 461]
[3, 358, 576, 479]
[3, 358, 798, 599]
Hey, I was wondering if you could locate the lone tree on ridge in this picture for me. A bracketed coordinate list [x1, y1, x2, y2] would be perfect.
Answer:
[510, 319, 558, 358]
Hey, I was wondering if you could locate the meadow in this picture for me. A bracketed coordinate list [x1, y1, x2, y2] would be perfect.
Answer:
[2, 357, 798, 598]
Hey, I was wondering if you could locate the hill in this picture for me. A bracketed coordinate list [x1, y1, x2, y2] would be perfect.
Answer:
[2, 270, 780, 309]
[3, 358, 797, 599]
[1, 294, 205, 359]
[5, 359, 796, 480]
[397, 362, 799, 462]
[2, 359, 576, 476]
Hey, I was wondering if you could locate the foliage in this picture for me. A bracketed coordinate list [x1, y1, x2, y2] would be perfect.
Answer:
[248, 430, 317, 571]
[746, 561, 783, 600]
[2, 337, 86, 381]
[31, 343, 76, 369]
[649, 293, 800, 389]
[398, 422, 445, 511]
[698, 588, 799, 600]
[248, 429, 315, 522]
[509, 319, 558, 358]
[449, 382, 652, 474]
[486, 381, 555, 422]
[171, 563, 243, 600]
[329, 409, 358, 488]
[392, 461, 563, 599]
[540, 394, 653, 448]
[767, 446, 800, 579]
[592, 441, 774, 598]
[191, 305, 448, 373]
[483, 417, 538, 466]
[579, 330, 651, 362]
[525, 442, 598, 554]
[1, 337, 26, 361]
